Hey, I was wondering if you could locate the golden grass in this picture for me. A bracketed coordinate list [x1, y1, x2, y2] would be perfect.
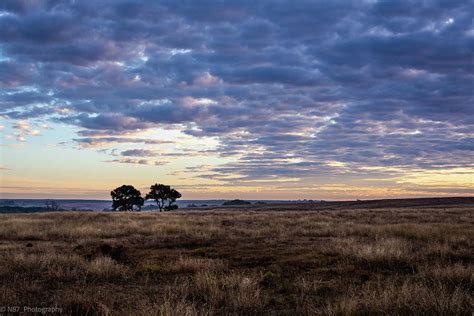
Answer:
[0, 203, 472, 315]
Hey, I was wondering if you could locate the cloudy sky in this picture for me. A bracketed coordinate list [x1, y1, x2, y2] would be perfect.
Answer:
[0, 0, 473, 200]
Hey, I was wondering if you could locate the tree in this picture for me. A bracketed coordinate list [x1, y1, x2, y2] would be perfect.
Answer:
[45, 200, 61, 211]
[111, 185, 144, 212]
[146, 184, 182, 212]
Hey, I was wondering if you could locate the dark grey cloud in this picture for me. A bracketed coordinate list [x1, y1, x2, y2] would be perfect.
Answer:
[61, 113, 155, 131]
[121, 149, 157, 157]
[0, 61, 37, 87]
[0, 0, 472, 186]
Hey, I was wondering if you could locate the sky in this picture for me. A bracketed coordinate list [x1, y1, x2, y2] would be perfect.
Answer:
[0, 0, 473, 200]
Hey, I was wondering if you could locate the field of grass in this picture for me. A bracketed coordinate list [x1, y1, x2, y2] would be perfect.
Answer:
[0, 199, 472, 315]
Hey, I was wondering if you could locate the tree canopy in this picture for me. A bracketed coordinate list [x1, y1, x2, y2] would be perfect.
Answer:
[111, 185, 144, 212]
[146, 184, 182, 212]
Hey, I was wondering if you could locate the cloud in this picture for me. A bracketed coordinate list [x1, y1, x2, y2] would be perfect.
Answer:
[104, 158, 167, 166]
[61, 113, 155, 131]
[12, 120, 29, 130]
[120, 149, 157, 157]
[72, 137, 173, 148]
[0, 0, 472, 193]
[193, 72, 222, 86]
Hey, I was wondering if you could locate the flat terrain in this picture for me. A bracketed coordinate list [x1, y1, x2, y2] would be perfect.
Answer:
[0, 198, 472, 315]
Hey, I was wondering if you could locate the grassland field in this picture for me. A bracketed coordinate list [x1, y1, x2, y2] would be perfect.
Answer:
[0, 198, 472, 315]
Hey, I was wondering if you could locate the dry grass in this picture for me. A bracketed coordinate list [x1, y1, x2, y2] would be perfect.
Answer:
[0, 201, 472, 315]
[326, 280, 471, 315]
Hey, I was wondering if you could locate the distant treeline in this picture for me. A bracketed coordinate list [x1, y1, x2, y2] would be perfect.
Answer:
[0, 206, 67, 214]
[222, 199, 252, 206]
